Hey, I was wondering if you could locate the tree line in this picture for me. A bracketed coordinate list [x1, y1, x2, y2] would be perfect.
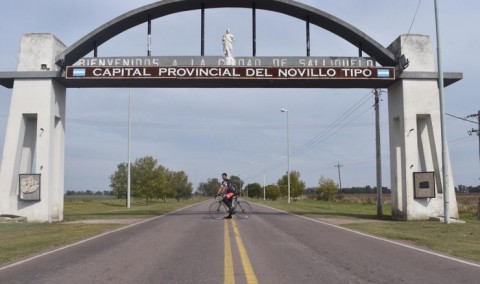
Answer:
[65, 190, 114, 196]
[109, 156, 193, 203]
[457, 185, 480, 193]
[70, 158, 477, 202]
[196, 170, 346, 202]
[195, 171, 307, 201]
[109, 157, 388, 203]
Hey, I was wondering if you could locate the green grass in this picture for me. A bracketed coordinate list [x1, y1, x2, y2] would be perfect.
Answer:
[345, 220, 480, 261]
[63, 195, 205, 221]
[253, 197, 392, 220]
[0, 223, 121, 265]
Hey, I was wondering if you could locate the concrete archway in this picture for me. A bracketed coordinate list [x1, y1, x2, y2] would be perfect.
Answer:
[56, 0, 397, 68]
[0, 0, 461, 222]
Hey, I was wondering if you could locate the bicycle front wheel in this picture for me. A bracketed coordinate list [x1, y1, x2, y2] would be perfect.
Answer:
[209, 201, 228, 220]
[235, 201, 252, 219]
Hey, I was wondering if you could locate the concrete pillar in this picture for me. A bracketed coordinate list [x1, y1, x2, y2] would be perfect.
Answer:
[387, 34, 458, 220]
[0, 34, 66, 222]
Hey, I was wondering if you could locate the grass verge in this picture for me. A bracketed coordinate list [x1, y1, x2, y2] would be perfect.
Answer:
[0, 223, 121, 265]
[0, 197, 206, 266]
[253, 197, 480, 262]
[63, 195, 205, 221]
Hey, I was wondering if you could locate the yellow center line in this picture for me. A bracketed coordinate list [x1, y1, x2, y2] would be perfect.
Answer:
[232, 219, 259, 284]
[224, 220, 235, 284]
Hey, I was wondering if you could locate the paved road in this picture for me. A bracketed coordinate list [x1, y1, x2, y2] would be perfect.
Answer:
[1, 200, 479, 283]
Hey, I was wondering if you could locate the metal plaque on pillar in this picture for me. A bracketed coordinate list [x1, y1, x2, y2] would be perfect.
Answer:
[413, 172, 435, 199]
[18, 174, 41, 201]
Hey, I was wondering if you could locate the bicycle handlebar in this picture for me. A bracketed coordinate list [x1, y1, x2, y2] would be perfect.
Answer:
[214, 194, 238, 200]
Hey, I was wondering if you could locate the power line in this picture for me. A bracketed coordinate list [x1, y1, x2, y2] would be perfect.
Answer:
[263, 90, 375, 174]
[288, 91, 373, 160]
[402, 0, 423, 50]
[446, 113, 477, 124]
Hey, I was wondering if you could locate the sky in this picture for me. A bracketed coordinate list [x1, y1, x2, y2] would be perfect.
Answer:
[1, 0, 479, 192]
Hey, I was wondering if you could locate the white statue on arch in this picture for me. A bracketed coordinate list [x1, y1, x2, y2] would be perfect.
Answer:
[222, 28, 235, 66]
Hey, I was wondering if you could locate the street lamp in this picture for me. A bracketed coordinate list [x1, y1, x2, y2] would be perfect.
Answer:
[280, 108, 290, 204]
[127, 89, 131, 209]
[250, 161, 266, 200]
[434, 0, 450, 224]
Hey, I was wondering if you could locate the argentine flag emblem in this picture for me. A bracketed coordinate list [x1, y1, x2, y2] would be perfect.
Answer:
[72, 68, 86, 77]
[377, 69, 390, 78]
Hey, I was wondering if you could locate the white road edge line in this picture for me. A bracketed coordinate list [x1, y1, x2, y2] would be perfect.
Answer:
[0, 202, 201, 271]
[258, 203, 480, 269]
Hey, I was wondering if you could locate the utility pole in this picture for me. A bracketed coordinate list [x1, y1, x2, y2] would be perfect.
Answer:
[127, 89, 131, 209]
[334, 162, 343, 192]
[434, 0, 450, 224]
[374, 89, 383, 217]
[467, 110, 480, 163]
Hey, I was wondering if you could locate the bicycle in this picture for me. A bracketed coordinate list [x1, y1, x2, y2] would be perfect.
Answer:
[208, 195, 252, 220]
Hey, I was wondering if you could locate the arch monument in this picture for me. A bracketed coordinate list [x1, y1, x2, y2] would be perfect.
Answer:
[0, 0, 462, 222]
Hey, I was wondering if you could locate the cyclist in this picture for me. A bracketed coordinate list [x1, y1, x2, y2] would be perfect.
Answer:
[216, 172, 236, 219]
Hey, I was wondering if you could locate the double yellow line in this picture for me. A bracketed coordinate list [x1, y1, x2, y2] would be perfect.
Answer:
[224, 219, 258, 284]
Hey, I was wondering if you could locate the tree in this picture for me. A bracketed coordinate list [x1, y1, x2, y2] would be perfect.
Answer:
[277, 171, 306, 200]
[265, 184, 280, 200]
[197, 178, 221, 196]
[65, 190, 77, 196]
[167, 170, 193, 201]
[109, 162, 128, 198]
[153, 165, 169, 202]
[245, 183, 262, 199]
[110, 156, 193, 204]
[131, 156, 161, 204]
[229, 175, 244, 194]
[316, 176, 338, 202]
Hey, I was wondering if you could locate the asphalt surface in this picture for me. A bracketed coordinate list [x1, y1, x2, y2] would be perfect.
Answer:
[0, 200, 479, 283]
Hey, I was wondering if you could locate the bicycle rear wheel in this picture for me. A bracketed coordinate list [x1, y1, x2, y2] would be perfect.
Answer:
[235, 201, 252, 219]
[209, 201, 228, 220]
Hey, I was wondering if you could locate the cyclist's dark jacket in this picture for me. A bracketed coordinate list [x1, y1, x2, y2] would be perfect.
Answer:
[223, 179, 235, 194]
